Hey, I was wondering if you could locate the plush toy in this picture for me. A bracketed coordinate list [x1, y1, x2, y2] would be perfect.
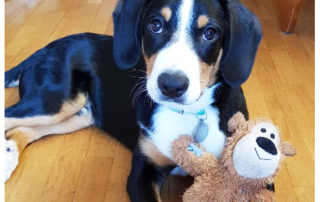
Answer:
[171, 112, 296, 202]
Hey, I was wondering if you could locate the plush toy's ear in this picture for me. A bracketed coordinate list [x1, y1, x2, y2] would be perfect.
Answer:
[220, 0, 262, 86]
[227, 112, 246, 133]
[281, 142, 297, 156]
[113, 0, 150, 69]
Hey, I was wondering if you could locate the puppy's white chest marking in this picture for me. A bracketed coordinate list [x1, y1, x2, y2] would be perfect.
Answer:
[148, 105, 226, 161]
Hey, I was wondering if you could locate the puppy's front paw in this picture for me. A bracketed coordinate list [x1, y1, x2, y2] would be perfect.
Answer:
[4, 139, 19, 183]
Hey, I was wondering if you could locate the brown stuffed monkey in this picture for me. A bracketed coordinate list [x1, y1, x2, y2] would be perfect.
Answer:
[171, 112, 296, 202]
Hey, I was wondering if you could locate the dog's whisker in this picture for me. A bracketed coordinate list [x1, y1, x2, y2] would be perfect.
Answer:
[132, 85, 147, 106]
[130, 77, 146, 96]
[133, 87, 147, 107]
[136, 88, 147, 101]
[134, 87, 147, 102]
[141, 91, 154, 108]
[144, 94, 149, 105]
[126, 75, 148, 79]
[131, 69, 149, 75]
[128, 75, 153, 107]
[149, 95, 155, 107]
[132, 84, 146, 100]
[144, 92, 154, 108]
[130, 80, 146, 98]
[133, 77, 146, 86]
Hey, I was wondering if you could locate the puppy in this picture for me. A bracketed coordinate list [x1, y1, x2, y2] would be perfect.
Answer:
[5, 0, 262, 201]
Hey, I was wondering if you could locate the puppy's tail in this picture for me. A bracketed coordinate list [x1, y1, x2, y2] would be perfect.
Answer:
[5, 65, 23, 88]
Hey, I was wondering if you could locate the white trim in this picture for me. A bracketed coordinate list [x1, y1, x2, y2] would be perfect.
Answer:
[1, 0, 5, 195]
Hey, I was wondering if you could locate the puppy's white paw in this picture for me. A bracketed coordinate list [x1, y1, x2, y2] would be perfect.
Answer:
[4, 139, 19, 183]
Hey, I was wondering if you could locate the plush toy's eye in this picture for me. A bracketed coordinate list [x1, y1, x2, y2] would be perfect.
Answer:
[261, 128, 266, 133]
[270, 133, 275, 139]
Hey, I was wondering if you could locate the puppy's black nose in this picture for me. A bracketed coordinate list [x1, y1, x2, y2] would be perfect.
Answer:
[256, 137, 278, 155]
[157, 72, 189, 98]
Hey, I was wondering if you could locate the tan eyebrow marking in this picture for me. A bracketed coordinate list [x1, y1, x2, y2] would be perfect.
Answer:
[197, 15, 209, 29]
[161, 7, 172, 22]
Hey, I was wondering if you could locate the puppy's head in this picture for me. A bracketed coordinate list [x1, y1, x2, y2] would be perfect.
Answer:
[113, 0, 262, 106]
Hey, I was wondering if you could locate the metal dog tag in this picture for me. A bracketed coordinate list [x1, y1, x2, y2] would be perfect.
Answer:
[194, 119, 208, 143]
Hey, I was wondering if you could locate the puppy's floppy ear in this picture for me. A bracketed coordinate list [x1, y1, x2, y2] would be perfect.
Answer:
[113, 0, 150, 69]
[220, 0, 262, 86]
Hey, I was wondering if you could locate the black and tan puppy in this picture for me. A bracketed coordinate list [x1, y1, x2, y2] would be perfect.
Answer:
[5, 0, 263, 201]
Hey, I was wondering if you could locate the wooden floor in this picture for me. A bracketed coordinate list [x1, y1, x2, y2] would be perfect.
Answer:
[4, 0, 315, 201]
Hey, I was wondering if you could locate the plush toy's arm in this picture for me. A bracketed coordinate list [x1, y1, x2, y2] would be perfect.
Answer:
[171, 135, 218, 177]
[253, 189, 276, 202]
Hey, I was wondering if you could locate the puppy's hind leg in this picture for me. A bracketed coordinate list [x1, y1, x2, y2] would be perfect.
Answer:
[4, 111, 94, 182]
[5, 93, 87, 131]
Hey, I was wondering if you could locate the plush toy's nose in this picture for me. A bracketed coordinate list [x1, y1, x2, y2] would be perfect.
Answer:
[256, 137, 277, 155]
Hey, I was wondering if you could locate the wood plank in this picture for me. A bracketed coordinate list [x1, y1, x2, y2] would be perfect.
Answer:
[5, 154, 32, 201]
[268, 48, 303, 85]
[47, 0, 100, 42]
[283, 84, 315, 160]
[7, 183, 46, 202]
[274, 163, 299, 202]
[5, 55, 17, 71]
[280, 33, 315, 101]
[39, 128, 93, 202]
[88, 0, 103, 4]
[73, 157, 113, 202]
[161, 176, 193, 202]
[5, 26, 38, 56]
[278, 118, 315, 187]
[11, 10, 73, 67]
[245, 99, 270, 119]
[5, 0, 45, 45]
[15, 135, 66, 185]
[89, 0, 117, 34]
[5, 88, 19, 108]
[294, 186, 315, 202]
[103, 144, 132, 202]
[255, 67, 292, 116]
[104, 20, 114, 36]
[86, 129, 118, 158]
[242, 68, 265, 101]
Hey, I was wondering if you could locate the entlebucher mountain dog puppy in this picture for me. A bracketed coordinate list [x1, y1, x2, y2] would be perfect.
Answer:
[5, 0, 268, 201]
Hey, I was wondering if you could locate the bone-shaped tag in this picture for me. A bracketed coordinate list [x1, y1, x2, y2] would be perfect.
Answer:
[187, 143, 203, 157]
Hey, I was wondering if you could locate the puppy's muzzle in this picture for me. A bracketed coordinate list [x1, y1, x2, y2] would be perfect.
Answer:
[157, 71, 189, 99]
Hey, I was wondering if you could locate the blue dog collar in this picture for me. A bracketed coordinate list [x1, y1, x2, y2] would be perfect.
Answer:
[169, 107, 205, 116]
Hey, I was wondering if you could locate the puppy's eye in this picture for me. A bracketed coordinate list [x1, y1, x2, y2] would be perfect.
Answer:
[270, 133, 275, 139]
[260, 128, 266, 133]
[202, 28, 217, 41]
[149, 19, 163, 34]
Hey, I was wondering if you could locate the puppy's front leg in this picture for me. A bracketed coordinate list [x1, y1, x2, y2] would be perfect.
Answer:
[127, 147, 169, 202]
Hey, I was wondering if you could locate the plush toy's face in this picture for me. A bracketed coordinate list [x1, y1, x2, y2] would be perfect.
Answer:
[232, 122, 281, 179]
